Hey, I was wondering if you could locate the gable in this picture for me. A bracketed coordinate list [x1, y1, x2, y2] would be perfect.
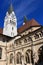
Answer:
[17, 19, 40, 33]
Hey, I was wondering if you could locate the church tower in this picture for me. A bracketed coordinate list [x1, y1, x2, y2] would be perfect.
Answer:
[3, 4, 17, 37]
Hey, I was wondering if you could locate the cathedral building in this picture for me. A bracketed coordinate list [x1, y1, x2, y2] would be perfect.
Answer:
[0, 4, 43, 65]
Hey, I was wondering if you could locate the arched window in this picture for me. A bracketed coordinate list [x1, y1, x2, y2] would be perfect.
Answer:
[17, 52, 22, 64]
[0, 47, 2, 59]
[10, 53, 13, 64]
[25, 50, 30, 63]
[25, 49, 34, 64]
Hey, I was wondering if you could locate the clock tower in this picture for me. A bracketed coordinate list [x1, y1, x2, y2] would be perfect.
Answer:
[3, 4, 17, 37]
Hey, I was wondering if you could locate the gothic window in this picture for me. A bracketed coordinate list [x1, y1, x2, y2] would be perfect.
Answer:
[31, 50, 34, 63]
[0, 48, 2, 59]
[25, 49, 34, 64]
[10, 53, 13, 64]
[25, 50, 30, 63]
[17, 52, 22, 64]
[26, 53, 30, 63]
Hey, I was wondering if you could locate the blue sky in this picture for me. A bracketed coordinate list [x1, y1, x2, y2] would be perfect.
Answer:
[0, 0, 43, 28]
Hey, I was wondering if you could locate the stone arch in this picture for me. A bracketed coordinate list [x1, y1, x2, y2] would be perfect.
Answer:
[16, 52, 22, 64]
[25, 49, 30, 63]
[36, 44, 43, 52]
[25, 49, 33, 64]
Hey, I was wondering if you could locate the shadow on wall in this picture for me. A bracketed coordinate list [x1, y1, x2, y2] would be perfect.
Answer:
[35, 46, 43, 65]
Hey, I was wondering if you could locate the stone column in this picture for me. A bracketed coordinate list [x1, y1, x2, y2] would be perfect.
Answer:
[13, 51, 16, 65]
[29, 52, 31, 63]
[21, 54, 24, 65]
[34, 52, 39, 64]
[12, 43, 15, 65]
[13, 52, 15, 65]
[21, 49, 24, 65]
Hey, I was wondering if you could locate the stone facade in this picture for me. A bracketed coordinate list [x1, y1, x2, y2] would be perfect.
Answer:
[0, 26, 43, 65]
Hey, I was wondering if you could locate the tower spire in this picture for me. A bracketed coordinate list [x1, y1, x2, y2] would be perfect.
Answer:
[3, 0, 17, 37]
[8, 0, 14, 14]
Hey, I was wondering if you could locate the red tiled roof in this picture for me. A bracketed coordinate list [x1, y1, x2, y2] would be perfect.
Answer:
[0, 28, 3, 34]
[17, 19, 40, 33]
